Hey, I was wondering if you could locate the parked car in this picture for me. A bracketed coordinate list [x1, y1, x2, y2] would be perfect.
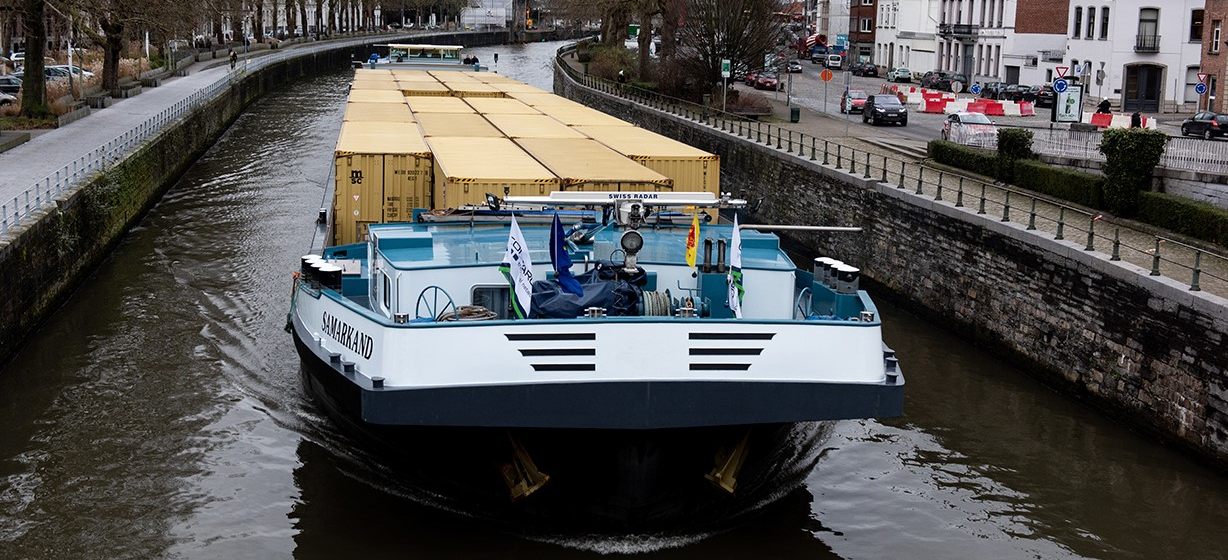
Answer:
[942, 112, 997, 146]
[754, 71, 783, 90]
[10, 51, 23, 69]
[943, 73, 968, 92]
[744, 69, 761, 86]
[850, 61, 878, 77]
[1002, 84, 1029, 102]
[0, 74, 21, 94]
[13, 67, 70, 82]
[786, 60, 802, 73]
[886, 67, 912, 83]
[840, 89, 869, 113]
[0, 91, 14, 106]
[825, 54, 843, 69]
[1180, 111, 1228, 139]
[863, 94, 908, 126]
[1023, 84, 1055, 107]
[980, 81, 1006, 99]
[919, 70, 947, 89]
[50, 65, 93, 78]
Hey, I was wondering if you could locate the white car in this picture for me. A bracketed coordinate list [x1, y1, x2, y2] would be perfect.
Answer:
[0, 91, 15, 106]
[942, 112, 997, 148]
[49, 65, 93, 78]
[886, 67, 912, 83]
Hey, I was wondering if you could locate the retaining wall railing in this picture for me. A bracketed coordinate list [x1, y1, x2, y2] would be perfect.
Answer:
[554, 45, 1228, 298]
[0, 36, 385, 241]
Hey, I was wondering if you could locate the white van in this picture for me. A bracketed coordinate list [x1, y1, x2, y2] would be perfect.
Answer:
[825, 54, 843, 69]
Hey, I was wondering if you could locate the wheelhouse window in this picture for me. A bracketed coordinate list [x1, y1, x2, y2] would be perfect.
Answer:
[382, 271, 392, 312]
[471, 285, 512, 320]
[1073, 7, 1083, 38]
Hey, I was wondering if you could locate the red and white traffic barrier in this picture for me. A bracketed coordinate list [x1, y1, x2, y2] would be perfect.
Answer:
[1085, 112, 1155, 129]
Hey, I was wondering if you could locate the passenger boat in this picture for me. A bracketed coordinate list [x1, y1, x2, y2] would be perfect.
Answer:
[288, 190, 904, 529]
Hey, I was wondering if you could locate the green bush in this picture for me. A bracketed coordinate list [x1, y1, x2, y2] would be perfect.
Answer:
[997, 128, 1034, 160]
[587, 44, 635, 81]
[927, 140, 1003, 181]
[1012, 159, 1103, 208]
[1137, 192, 1228, 247]
[1099, 128, 1168, 216]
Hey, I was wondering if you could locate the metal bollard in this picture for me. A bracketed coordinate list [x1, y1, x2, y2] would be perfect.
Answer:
[864, 153, 871, 179]
[787, 130, 793, 152]
[811, 138, 817, 161]
[1190, 251, 1202, 291]
[1111, 229, 1121, 261]
[836, 145, 842, 169]
[881, 156, 888, 182]
[823, 140, 830, 165]
[1056, 208, 1065, 239]
[849, 149, 857, 174]
[916, 167, 924, 195]
[1002, 191, 1011, 222]
[776, 127, 783, 149]
[978, 183, 987, 214]
[935, 172, 943, 201]
[898, 162, 906, 189]
[1150, 239, 1163, 274]
[757, 122, 763, 143]
[955, 177, 964, 206]
[1027, 198, 1037, 230]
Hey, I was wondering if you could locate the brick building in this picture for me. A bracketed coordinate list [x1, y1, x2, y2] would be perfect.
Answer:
[849, 0, 876, 64]
[1201, 0, 1227, 111]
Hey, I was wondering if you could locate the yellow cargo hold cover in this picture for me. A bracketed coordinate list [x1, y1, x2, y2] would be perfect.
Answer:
[505, 92, 586, 108]
[353, 69, 395, 80]
[490, 83, 546, 93]
[484, 114, 587, 138]
[427, 137, 557, 183]
[405, 96, 477, 113]
[535, 104, 634, 127]
[513, 138, 671, 187]
[430, 70, 479, 82]
[350, 79, 401, 90]
[343, 102, 415, 123]
[347, 89, 409, 104]
[389, 70, 435, 81]
[398, 81, 451, 96]
[445, 82, 503, 97]
[572, 125, 716, 158]
[463, 97, 540, 114]
[336, 122, 430, 155]
[415, 112, 504, 137]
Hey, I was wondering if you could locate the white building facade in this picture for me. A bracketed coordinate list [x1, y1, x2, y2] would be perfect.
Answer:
[875, 0, 941, 75]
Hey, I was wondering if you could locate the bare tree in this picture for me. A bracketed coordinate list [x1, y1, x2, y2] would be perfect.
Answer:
[18, 0, 48, 117]
[675, 0, 782, 85]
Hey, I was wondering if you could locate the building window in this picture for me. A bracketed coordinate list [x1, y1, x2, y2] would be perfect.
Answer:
[860, 18, 873, 33]
[1101, 7, 1110, 38]
[1192, 9, 1205, 42]
[1087, 8, 1096, 39]
[862, 0, 873, 4]
[1073, 7, 1082, 39]
[1214, 21, 1223, 54]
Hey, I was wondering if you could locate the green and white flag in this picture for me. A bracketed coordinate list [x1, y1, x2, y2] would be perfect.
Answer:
[728, 215, 743, 318]
[500, 216, 534, 319]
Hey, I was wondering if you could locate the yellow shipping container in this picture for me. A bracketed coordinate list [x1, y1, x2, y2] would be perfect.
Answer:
[405, 96, 477, 113]
[350, 79, 402, 91]
[430, 70, 479, 82]
[484, 114, 587, 139]
[334, 122, 433, 245]
[504, 92, 587, 109]
[572, 125, 720, 198]
[463, 97, 540, 114]
[513, 138, 672, 192]
[389, 70, 435, 81]
[397, 81, 452, 96]
[426, 136, 560, 208]
[473, 73, 519, 84]
[343, 102, 415, 123]
[347, 89, 409, 104]
[353, 69, 396, 80]
[415, 112, 504, 137]
[534, 104, 635, 127]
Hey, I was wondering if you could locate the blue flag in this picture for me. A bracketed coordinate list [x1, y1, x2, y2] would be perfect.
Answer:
[550, 213, 584, 297]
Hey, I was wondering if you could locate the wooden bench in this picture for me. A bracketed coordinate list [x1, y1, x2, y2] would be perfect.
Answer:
[112, 79, 142, 98]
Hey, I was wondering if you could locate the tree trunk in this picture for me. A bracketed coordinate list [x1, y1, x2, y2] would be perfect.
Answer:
[255, 0, 265, 43]
[659, 0, 681, 63]
[637, 9, 652, 79]
[287, 3, 297, 37]
[19, 0, 48, 118]
[299, 0, 308, 37]
[101, 21, 123, 92]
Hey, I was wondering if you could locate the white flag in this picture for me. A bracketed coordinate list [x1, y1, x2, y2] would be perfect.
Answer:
[500, 216, 534, 319]
[727, 215, 743, 318]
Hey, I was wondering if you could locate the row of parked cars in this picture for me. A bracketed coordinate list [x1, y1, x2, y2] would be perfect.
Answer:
[979, 82, 1055, 107]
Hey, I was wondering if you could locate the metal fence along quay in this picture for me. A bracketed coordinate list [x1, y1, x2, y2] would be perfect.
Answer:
[555, 47, 1228, 298]
[0, 37, 382, 241]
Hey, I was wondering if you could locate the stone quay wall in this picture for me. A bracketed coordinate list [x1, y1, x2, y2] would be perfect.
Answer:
[554, 65, 1228, 470]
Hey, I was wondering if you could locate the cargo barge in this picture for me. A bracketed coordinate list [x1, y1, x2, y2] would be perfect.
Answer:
[290, 63, 904, 530]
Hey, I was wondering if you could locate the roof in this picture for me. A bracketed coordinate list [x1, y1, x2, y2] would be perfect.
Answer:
[426, 136, 557, 183]
[343, 102, 415, 123]
[483, 114, 588, 139]
[572, 125, 716, 159]
[513, 138, 671, 185]
[336, 122, 430, 156]
[463, 97, 541, 114]
[415, 112, 503, 137]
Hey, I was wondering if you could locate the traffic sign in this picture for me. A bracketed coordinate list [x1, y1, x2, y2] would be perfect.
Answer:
[969, 83, 982, 95]
[1053, 78, 1068, 93]
[951, 81, 963, 94]
[1055, 66, 1069, 78]
[1196, 82, 1208, 95]
[1198, 72, 1209, 84]
[820, 69, 833, 82]
[721, 59, 731, 79]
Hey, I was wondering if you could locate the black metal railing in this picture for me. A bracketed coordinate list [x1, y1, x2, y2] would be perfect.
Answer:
[1135, 34, 1160, 52]
[938, 23, 979, 37]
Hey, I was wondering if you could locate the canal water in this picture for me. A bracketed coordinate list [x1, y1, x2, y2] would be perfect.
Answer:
[1, 41, 1226, 559]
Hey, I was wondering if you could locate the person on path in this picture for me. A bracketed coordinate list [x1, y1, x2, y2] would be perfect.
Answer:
[1130, 111, 1142, 128]
[229, 49, 237, 70]
[1097, 99, 1111, 114]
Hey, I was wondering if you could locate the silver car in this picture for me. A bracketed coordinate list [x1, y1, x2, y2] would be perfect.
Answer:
[886, 67, 911, 83]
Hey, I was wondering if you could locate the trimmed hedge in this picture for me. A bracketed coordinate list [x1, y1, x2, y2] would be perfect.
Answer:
[1138, 192, 1228, 248]
[930, 139, 1228, 248]
[1012, 159, 1103, 209]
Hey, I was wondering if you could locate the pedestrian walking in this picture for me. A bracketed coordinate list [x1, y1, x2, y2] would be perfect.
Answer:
[1097, 99, 1111, 114]
[229, 49, 237, 70]
[1130, 111, 1142, 128]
